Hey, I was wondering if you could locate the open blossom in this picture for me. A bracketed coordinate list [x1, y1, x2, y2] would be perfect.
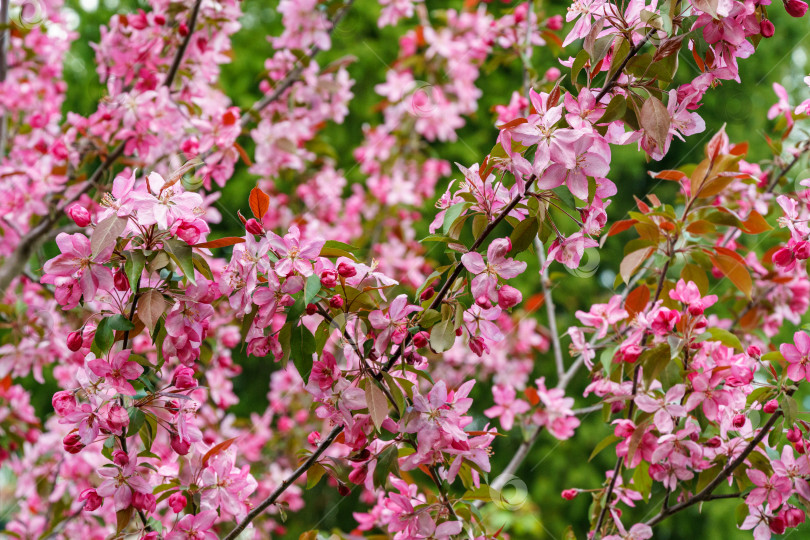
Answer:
[461, 237, 527, 306]
[575, 295, 628, 339]
[780, 330, 810, 382]
[166, 510, 218, 540]
[539, 132, 611, 200]
[41, 232, 115, 309]
[484, 384, 530, 431]
[266, 224, 325, 277]
[531, 377, 580, 440]
[200, 452, 258, 519]
[96, 456, 152, 511]
[129, 171, 205, 230]
[87, 350, 143, 396]
[669, 279, 718, 315]
[746, 469, 792, 509]
[369, 294, 421, 353]
[634, 385, 687, 433]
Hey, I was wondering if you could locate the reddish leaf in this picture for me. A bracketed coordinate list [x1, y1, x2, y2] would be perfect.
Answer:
[686, 220, 716, 235]
[639, 96, 670, 153]
[652, 170, 686, 181]
[608, 219, 638, 237]
[526, 293, 545, 312]
[137, 290, 166, 331]
[740, 210, 773, 234]
[620, 247, 655, 285]
[626, 285, 650, 320]
[192, 237, 247, 249]
[710, 252, 752, 299]
[730, 142, 749, 156]
[234, 142, 253, 167]
[525, 387, 540, 406]
[202, 437, 238, 468]
[706, 125, 728, 163]
[248, 187, 270, 220]
[496, 117, 528, 130]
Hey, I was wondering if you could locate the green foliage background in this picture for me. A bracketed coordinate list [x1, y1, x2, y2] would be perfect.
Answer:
[40, 0, 810, 537]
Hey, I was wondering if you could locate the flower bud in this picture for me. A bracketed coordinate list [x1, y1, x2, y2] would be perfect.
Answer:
[307, 431, 321, 445]
[114, 268, 130, 292]
[795, 241, 810, 260]
[547, 14, 563, 30]
[469, 336, 487, 357]
[796, 439, 807, 454]
[787, 427, 803, 443]
[348, 464, 368, 485]
[619, 344, 642, 364]
[330, 295, 344, 309]
[172, 366, 197, 389]
[245, 218, 263, 235]
[611, 400, 625, 414]
[561, 488, 578, 500]
[785, 507, 806, 528]
[337, 262, 357, 278]
[544, 67, 561, 81]
[420, 287, 435, 301]
[79, 488, 103, 511]
[764, 399, 779, 414]
[52, 391, 76, 416]
[178, 22, 189, 36]
[784, 0, 809, 17]
[773, 247, 796, 268]
[769, 515, 786, 535]
[63, 433, 84, 454]
[105, 404, 129, 434]
[67, 205, 91, 227]
[320, 270, 338, 288]
[705, 436, 722, 448]
[306, 303, 318, 315]
[153, 14, 166, 25]
[497, 285, 522, 309]
[337, 483, 351, 496]
[171, 434, 191, 455]
[747, 345, 762, 357]
[613, 420, 635, 439]
[455, 327, 463, 336]
[168, 492, 187, 513]
[760, 18, 775, 37]
[732, 414, 746, 429]
[113, 450, 129, 467]
[132, 492, 156, 514]
[412, 331, 430, 348]
[67, 330, 84, 352]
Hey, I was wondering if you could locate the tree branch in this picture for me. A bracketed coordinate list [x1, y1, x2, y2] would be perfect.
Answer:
[0, 0, 9, 158]
[164, 0, 203, 88]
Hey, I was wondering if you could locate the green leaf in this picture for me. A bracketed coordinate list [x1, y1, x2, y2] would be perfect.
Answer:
[510, 217, 539, 254]
[373, 445, 399, 489]
[163, 238, 196, 285]
[633, 461, 652, 502]
[320, 240, 359, 261]
[125, 250, 146, 291]
[589, 434, 620, 461]
[108, 314, 135, 331]
[191, 253, 213, 280]
[442, 202, 469, 234]
[304, 273, 321, 305]
[429, 318, 456, 353]
[784, 395, 798, 427]
[641, 343, 672, 389]
[92, 215, 128, 258]
[598, 95, 627, 124]
[91, 317, 114, 356]
[127, 408, 146, 437]
[306, 463, 327, 489]
[381, 372, 405, 415]
[290, 323, 316, 375]
[706, 328, 743, 351]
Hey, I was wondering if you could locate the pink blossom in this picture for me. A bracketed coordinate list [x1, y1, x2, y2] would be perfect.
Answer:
[746, 468, 792, 509]
[87, 350, 143, 396]
[484, 384, 530, 431]
[461, 237, 527, 306]
[166, 510, 218, 540]
[41, 233, 115, 309]
[575, 295, 628, 339]
[266, 225, 325, 277]
[634, 385, 687, 433]
[369, 294, 421, 353]
[780, 331, 810, 382]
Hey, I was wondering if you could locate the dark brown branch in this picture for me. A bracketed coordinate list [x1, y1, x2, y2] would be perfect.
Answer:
[164, 0, 204, 88]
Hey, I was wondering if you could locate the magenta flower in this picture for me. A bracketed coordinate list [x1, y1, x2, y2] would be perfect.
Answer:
[266, 224, 325, 277]
[41, 233, 115, 309]
[484, 384, 530, 431]
[87, 350, 143, 396]
[200, 452, 257, 519]
[539, 133, 611, 201]
[129, 171, 204, 230]
[369, 294, 421, 353]
[96, 457, 151, 512]
[575, 295, 628, 339]
[461, 238, 527, 306]
[166, 509, 218, 540]
[463, 305, 505, 343]
[780, 331, 810, 382]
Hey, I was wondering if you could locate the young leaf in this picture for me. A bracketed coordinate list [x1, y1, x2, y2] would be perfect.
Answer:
[138, 290, 166, 331]
[248, 186, 270, 220]
[366, 382, 389, 430]
[91, 215, 128, 258]
[125, 250, 146, 291]
[163, 238, 196, 285]
[191, 237, 246, 249]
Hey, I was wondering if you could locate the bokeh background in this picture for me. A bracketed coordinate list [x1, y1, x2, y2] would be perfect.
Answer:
[14, 0, 810, 537]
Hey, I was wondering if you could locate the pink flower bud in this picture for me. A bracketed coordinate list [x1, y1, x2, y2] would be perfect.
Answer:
[613, 420, 635, 438]
[245, 218, 263, 235]
[67, 330, 84, 351]
[114, 267, 130, 292]
[67, 205, 91, 227]
[797, 439, 807, 454]
[306, 303, 318, 315]
[544, 67, 561, 81]
[787, 427, 802, 442]
[348, 464, 368, 484]
[764, 399, 779, 414]
[760, 18, 775, 37]
[172, 366, 196, 389]
[178, 22, 189, 36]
[337, 261, 357, 278]
[420, 287, 435, 301]
[105, 404, 130, 434]
[79, 488, 103, 511]
[611, 401, 625, 414]
[785, 507, 806, 528]
[497, 285, 522, 309]
[619, 344, 642, 364]
[113, 450, 129, 467]
[52, 391, 76, 416]
[732, 414, 746, 429]
[153, 14, 166, 25]
[171, 434, 191, 455]
[330, 295, 344, 309]
[455, 327, 463, 336]
[132, 492, 156, 514]
[784, 0, 809, 17]
[773, 247, 796, 269]
[307, 431, 321, 445]
[469, 336, 487, 357]
[168, 492, 187, 513]
[63, 433, 84, 454]
[693, 318, 708, 330]
[320, 270, 338, 288]
[747, 345, 762, 357]
[705, 436, 722, 448]
[547, 14, 564, 30]
[795, 241, 810, 259]
[769, 515, 786, 535]
[561, 489, 578, 500]
[412, 331, 430, 348]
[338, 483, 351, 496]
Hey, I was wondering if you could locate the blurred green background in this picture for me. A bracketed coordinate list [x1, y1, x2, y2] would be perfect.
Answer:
[28, 0, 810, 537]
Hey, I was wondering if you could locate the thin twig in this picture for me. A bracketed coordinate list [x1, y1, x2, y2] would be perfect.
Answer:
[164, 0, 203, 88]
[0, 0, 9, 157]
